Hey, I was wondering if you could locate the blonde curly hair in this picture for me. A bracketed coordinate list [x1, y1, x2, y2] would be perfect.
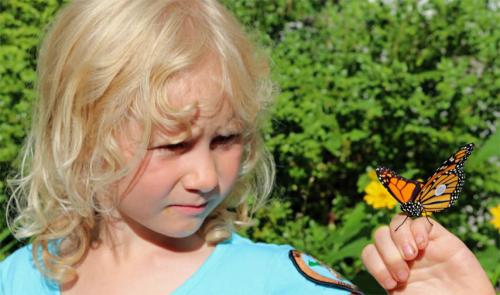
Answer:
[8, 0, 275, 283]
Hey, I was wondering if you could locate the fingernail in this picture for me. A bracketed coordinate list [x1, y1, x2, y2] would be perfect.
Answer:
[397, 270, 408, 281]
[403, 244, 415, 258]
[384, 278, 397, 289]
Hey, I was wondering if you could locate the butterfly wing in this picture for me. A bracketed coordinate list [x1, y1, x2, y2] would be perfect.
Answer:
[416, 169, 465, 212]
[416, 143, 474, 212]
[376, 167, 423, 204]
[422, 143, 474, 186]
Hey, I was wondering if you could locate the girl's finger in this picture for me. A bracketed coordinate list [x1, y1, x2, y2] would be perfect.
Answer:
[361, 244, 398, 290]
[373, 225, 410, 283]
[410, 216, 433, 250]
[389, 214, 418, 260]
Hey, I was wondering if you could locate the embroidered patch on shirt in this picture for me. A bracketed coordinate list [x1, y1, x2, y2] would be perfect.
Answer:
[288, 250, 363, 295]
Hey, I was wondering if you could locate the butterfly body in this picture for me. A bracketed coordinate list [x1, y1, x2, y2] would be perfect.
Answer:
[376, 143, 474, 229]
[400, 201, 424, 217]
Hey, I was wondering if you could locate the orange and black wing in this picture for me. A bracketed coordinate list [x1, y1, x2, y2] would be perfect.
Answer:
[416, 143, 474, 211]
[416, 169, 464, 212]
[421, 143, 474, 187]
[376, 167, 423, 204]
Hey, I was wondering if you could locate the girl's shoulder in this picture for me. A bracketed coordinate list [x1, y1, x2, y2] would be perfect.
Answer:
[193, 233, 362, 294]
[0, 244, 59, 295]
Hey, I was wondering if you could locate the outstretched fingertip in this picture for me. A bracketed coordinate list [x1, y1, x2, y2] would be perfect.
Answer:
[411, 217, 433, 249]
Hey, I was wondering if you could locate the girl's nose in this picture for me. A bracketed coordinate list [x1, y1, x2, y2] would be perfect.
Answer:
[182, 151, 218, 194]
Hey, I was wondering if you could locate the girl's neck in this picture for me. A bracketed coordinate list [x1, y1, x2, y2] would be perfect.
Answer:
[93, 215, 209, 261]
[60, 219, 215, 295]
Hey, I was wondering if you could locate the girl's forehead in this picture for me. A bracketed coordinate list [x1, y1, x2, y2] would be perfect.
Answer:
[149, 54, 246, 136]
[166, 81, 235, 129]
[194, 100, 243, 134]
[166, 56, 225, 110]
[150, 102, 241, 143]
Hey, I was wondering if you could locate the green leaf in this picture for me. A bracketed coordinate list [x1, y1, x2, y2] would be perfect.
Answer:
[468, 126, 500, 170]
[329, 237, 370, 262]
[335, 203, 367, 246]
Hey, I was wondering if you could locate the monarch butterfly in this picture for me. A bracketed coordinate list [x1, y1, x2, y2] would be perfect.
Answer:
[376, 143, 474, 231]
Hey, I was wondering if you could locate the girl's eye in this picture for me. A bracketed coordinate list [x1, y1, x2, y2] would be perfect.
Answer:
[150, 134, 241, 155]
[211, 134, 241, 148]
[156, 141, 191, 153]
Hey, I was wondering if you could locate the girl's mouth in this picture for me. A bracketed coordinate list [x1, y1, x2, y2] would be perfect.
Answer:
[168, 203, 208, 215]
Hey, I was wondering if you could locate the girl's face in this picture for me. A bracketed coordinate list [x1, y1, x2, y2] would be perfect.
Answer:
[115, 58, 243, 242]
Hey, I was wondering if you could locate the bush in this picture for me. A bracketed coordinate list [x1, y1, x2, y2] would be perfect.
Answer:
[1, 0, 499, 291]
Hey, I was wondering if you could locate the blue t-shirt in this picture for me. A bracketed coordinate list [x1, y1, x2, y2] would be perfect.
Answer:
[0, 234, 362, 294]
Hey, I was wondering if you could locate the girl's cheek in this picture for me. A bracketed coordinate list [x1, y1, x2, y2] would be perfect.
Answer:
[226, 145, 244, 172]
[214, 146, 243, 186]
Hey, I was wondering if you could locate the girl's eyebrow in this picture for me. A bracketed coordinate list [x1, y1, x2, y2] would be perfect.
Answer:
[216, 117, 244, 132]
[150, 115, 243, 143]
[150, 127, 197, 144]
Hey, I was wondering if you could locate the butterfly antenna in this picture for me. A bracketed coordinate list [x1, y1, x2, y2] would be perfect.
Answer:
[394, 216, 409, 231]
[423, 209, 434, 227]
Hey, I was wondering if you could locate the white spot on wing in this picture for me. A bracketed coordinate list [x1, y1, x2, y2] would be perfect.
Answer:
[435, 184, 447, 196]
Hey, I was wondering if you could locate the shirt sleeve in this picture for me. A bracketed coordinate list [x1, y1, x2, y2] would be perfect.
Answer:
[0, 245, 59, 295]
[0, 258, 6, 294]
[0, 249, 18, 294]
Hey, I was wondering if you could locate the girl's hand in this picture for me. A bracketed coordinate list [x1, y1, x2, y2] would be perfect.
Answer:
[361, 214, 495, 295]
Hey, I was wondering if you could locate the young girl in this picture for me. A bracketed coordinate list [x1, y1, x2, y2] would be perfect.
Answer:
[0, 0, 494, 294]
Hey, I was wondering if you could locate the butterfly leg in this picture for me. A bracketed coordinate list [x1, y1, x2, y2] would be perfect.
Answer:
[423, 209, 434, 227]
[394, 216, 410, 232]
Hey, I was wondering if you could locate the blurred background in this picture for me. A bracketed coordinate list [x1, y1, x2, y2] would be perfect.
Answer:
[1, 0, 499, 293]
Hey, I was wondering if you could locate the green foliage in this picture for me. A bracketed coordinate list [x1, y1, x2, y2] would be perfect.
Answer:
[1, 0, 499, 292]
[476, 245, 500, 284]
